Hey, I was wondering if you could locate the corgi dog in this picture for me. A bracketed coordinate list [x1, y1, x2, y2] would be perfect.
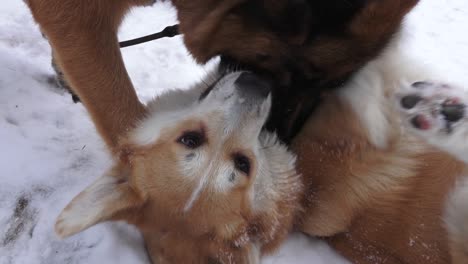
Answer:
[292, 38, 468, 263]
[54, 70, 303, 263]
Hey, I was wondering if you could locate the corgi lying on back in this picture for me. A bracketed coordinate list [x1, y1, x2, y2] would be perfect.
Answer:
[293, 39, 468, 263]
[54, 70, 303, 263]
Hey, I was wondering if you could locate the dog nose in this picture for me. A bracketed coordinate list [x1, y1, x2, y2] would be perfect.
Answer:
[401, 94, 423, 109]
[234, 72, 271, 99]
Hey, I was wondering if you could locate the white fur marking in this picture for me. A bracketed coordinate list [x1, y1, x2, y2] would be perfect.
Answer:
[183, 161, 212, 212]
[339, 67, 390, 148]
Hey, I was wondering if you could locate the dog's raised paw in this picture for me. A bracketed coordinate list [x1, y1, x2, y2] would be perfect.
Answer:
[397, 81, 467, 135]
[396, 81, 468, 161]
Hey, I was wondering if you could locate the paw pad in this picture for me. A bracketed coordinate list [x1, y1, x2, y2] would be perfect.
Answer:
[441, 102, 465, 122]
[397, 81, 467, 134]
[401, 94, 423, 109]
[410, 115, 432, 130]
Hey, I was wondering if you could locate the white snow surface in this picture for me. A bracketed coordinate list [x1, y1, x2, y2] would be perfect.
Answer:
[1, 1, 468, 263]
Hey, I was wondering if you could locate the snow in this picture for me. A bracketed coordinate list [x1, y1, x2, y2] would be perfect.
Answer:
[1, 0, 468, 263]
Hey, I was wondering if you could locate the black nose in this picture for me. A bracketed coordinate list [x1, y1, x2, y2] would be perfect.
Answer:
[401, 94, 423, 109]
[441, 103, 465, 122]
[234, 72, 271, 99]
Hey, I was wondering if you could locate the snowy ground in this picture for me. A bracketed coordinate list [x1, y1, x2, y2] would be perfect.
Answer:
[1, 1, 468, 263]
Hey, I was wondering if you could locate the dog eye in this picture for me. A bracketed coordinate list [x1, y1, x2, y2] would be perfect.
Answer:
[178, 131, 205, 149]
[233, 153, 251, 175]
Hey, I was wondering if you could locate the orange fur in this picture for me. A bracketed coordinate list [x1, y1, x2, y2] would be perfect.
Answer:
[26, 0, 152, 151]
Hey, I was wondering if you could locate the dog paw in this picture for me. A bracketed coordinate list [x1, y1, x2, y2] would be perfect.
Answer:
[397, 81, 466, 134]
[396, 81, 468, 158]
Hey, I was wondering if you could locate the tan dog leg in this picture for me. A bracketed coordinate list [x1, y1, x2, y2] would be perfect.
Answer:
[26, 0, 151, 152]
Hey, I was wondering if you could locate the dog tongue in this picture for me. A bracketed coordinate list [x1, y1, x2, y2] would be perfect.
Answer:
[411, 115, 431, 130]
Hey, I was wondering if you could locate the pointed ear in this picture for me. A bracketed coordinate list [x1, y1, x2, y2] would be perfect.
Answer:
[55, 164, 144, 238]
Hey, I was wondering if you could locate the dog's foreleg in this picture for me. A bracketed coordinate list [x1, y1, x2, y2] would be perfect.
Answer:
[26, 0, 151, 152]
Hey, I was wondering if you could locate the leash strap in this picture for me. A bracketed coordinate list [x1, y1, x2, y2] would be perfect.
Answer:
[119, 24, 180, 48]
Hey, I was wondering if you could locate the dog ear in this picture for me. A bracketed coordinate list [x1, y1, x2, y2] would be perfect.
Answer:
[54, 164, 144, 238]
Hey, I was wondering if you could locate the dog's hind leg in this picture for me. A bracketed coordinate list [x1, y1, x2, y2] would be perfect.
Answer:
[26, 0, 153, 152]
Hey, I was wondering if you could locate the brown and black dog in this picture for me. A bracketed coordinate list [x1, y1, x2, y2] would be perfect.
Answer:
[25, 0, 419, 150]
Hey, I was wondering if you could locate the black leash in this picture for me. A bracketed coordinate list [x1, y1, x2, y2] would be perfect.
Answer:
[119, 24, 180, 48]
